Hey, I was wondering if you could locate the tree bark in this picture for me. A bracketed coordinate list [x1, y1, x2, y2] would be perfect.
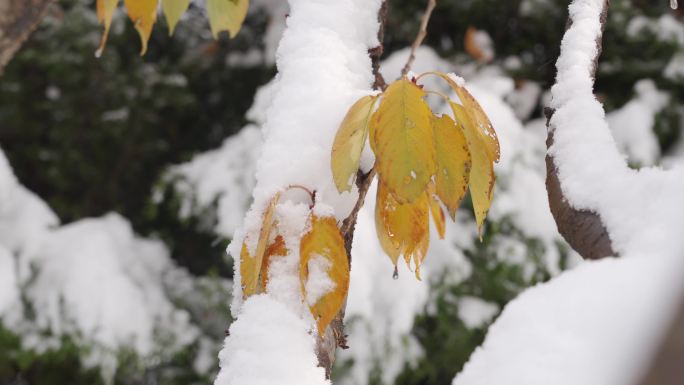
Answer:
[545, 0, 616, 260]
[0, 0, 54, 74]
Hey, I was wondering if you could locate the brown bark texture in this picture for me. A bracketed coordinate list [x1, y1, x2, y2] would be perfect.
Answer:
[0, 0, 54, 73]
[545, 0, 616, 260]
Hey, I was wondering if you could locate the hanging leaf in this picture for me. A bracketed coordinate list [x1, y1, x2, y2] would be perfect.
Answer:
[450, 102, 495, 236]
[370, 78, 436, 203]
[425, 71, 500, 162]
[375, 182, 429, 271]
[96, 0, 119, 57]
[124, 0, 158, 55]
[206, 0, 250, 39]
[299, 215, 349, 336]
[428, 183, 446, 239]
[432, 114, 471, 220]
[331, 95, 379, 193]
[162, 0, 190, 36]
[240, 192, 281, 298]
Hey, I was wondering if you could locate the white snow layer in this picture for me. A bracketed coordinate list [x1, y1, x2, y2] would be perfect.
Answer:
[164, 125, 262, 237]
[607, 79, 668, 166]
[22, 213, 198, 356]
[453, 253, 684, 385]
[215, 295, 328, 385]
[0, 147, 201, 376]
[453, 1, 684, 384]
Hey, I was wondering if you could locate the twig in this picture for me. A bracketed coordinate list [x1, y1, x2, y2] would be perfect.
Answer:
[341, 168, 377, 256]
[401, 0, 437, 76]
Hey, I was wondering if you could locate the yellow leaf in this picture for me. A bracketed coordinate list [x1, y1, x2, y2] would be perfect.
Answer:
[428, 183, 446, 239]
[410, 230, 429, 280]
[426, 71, 500, 162]
[124, 0, 158, 55]
[450, 102, 495, 237]
[259, 235, 288, 292]
[433, 114, 471, 220]
[96, 0, 119, 57]
[375, 182, 429, 271]
[375, 185, 401, 265]
[331, 95, 379, 193]
[370, 78, 436, 203]
[240, 192, 280, 298]
[206, 0, 249, 39]
[300, 215, 349, 337]
[162, 0, 190, 36]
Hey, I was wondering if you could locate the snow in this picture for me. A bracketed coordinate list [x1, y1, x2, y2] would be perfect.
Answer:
[164, 126, 262, 237]
[0, 246, 19, 317]
[19, 213, 199, 362]
[607, 79, 668, 166]
[304, 255, 335, 306]
[457, 297, 499, 329]
[1, 148, 205, 377]
[215, 295, 328, 385]
[627, 14, 684, 45]
[453, 253, 684, 385]
[0, 149, 58, 254]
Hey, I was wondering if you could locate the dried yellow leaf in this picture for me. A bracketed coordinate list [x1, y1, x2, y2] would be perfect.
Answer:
[331, 95, 378, 193]
[240, 192, 280, 298]
[300, 215, 349, 337]
[96, 0, 119, 57]
[450, 102, 495, 237]
[124, 0, 158, 55]
[433, 114, 471, 220]
[162, 0, 190, 36]
[206, 0, 249, 39]
[370, 78, 436, 203]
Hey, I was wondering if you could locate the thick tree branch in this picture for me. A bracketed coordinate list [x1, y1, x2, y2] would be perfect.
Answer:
[314, 1, 389, 378]
[545, 0, 616, 260]
[0, 0, 54, 73]
[401, 0, 436, 76]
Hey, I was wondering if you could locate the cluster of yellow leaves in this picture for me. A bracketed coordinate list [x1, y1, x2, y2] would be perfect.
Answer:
[239, 192, 349, 336]
[96, 0, 249, 56]
[331, 72, 499, 278]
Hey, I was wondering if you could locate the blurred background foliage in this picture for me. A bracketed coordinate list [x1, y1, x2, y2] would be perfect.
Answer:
[0, 0, 682, 384]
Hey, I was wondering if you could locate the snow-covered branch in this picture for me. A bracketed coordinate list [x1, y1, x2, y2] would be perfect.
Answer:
[546, 0, 684, 259]
[217, 0, 383, 383]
